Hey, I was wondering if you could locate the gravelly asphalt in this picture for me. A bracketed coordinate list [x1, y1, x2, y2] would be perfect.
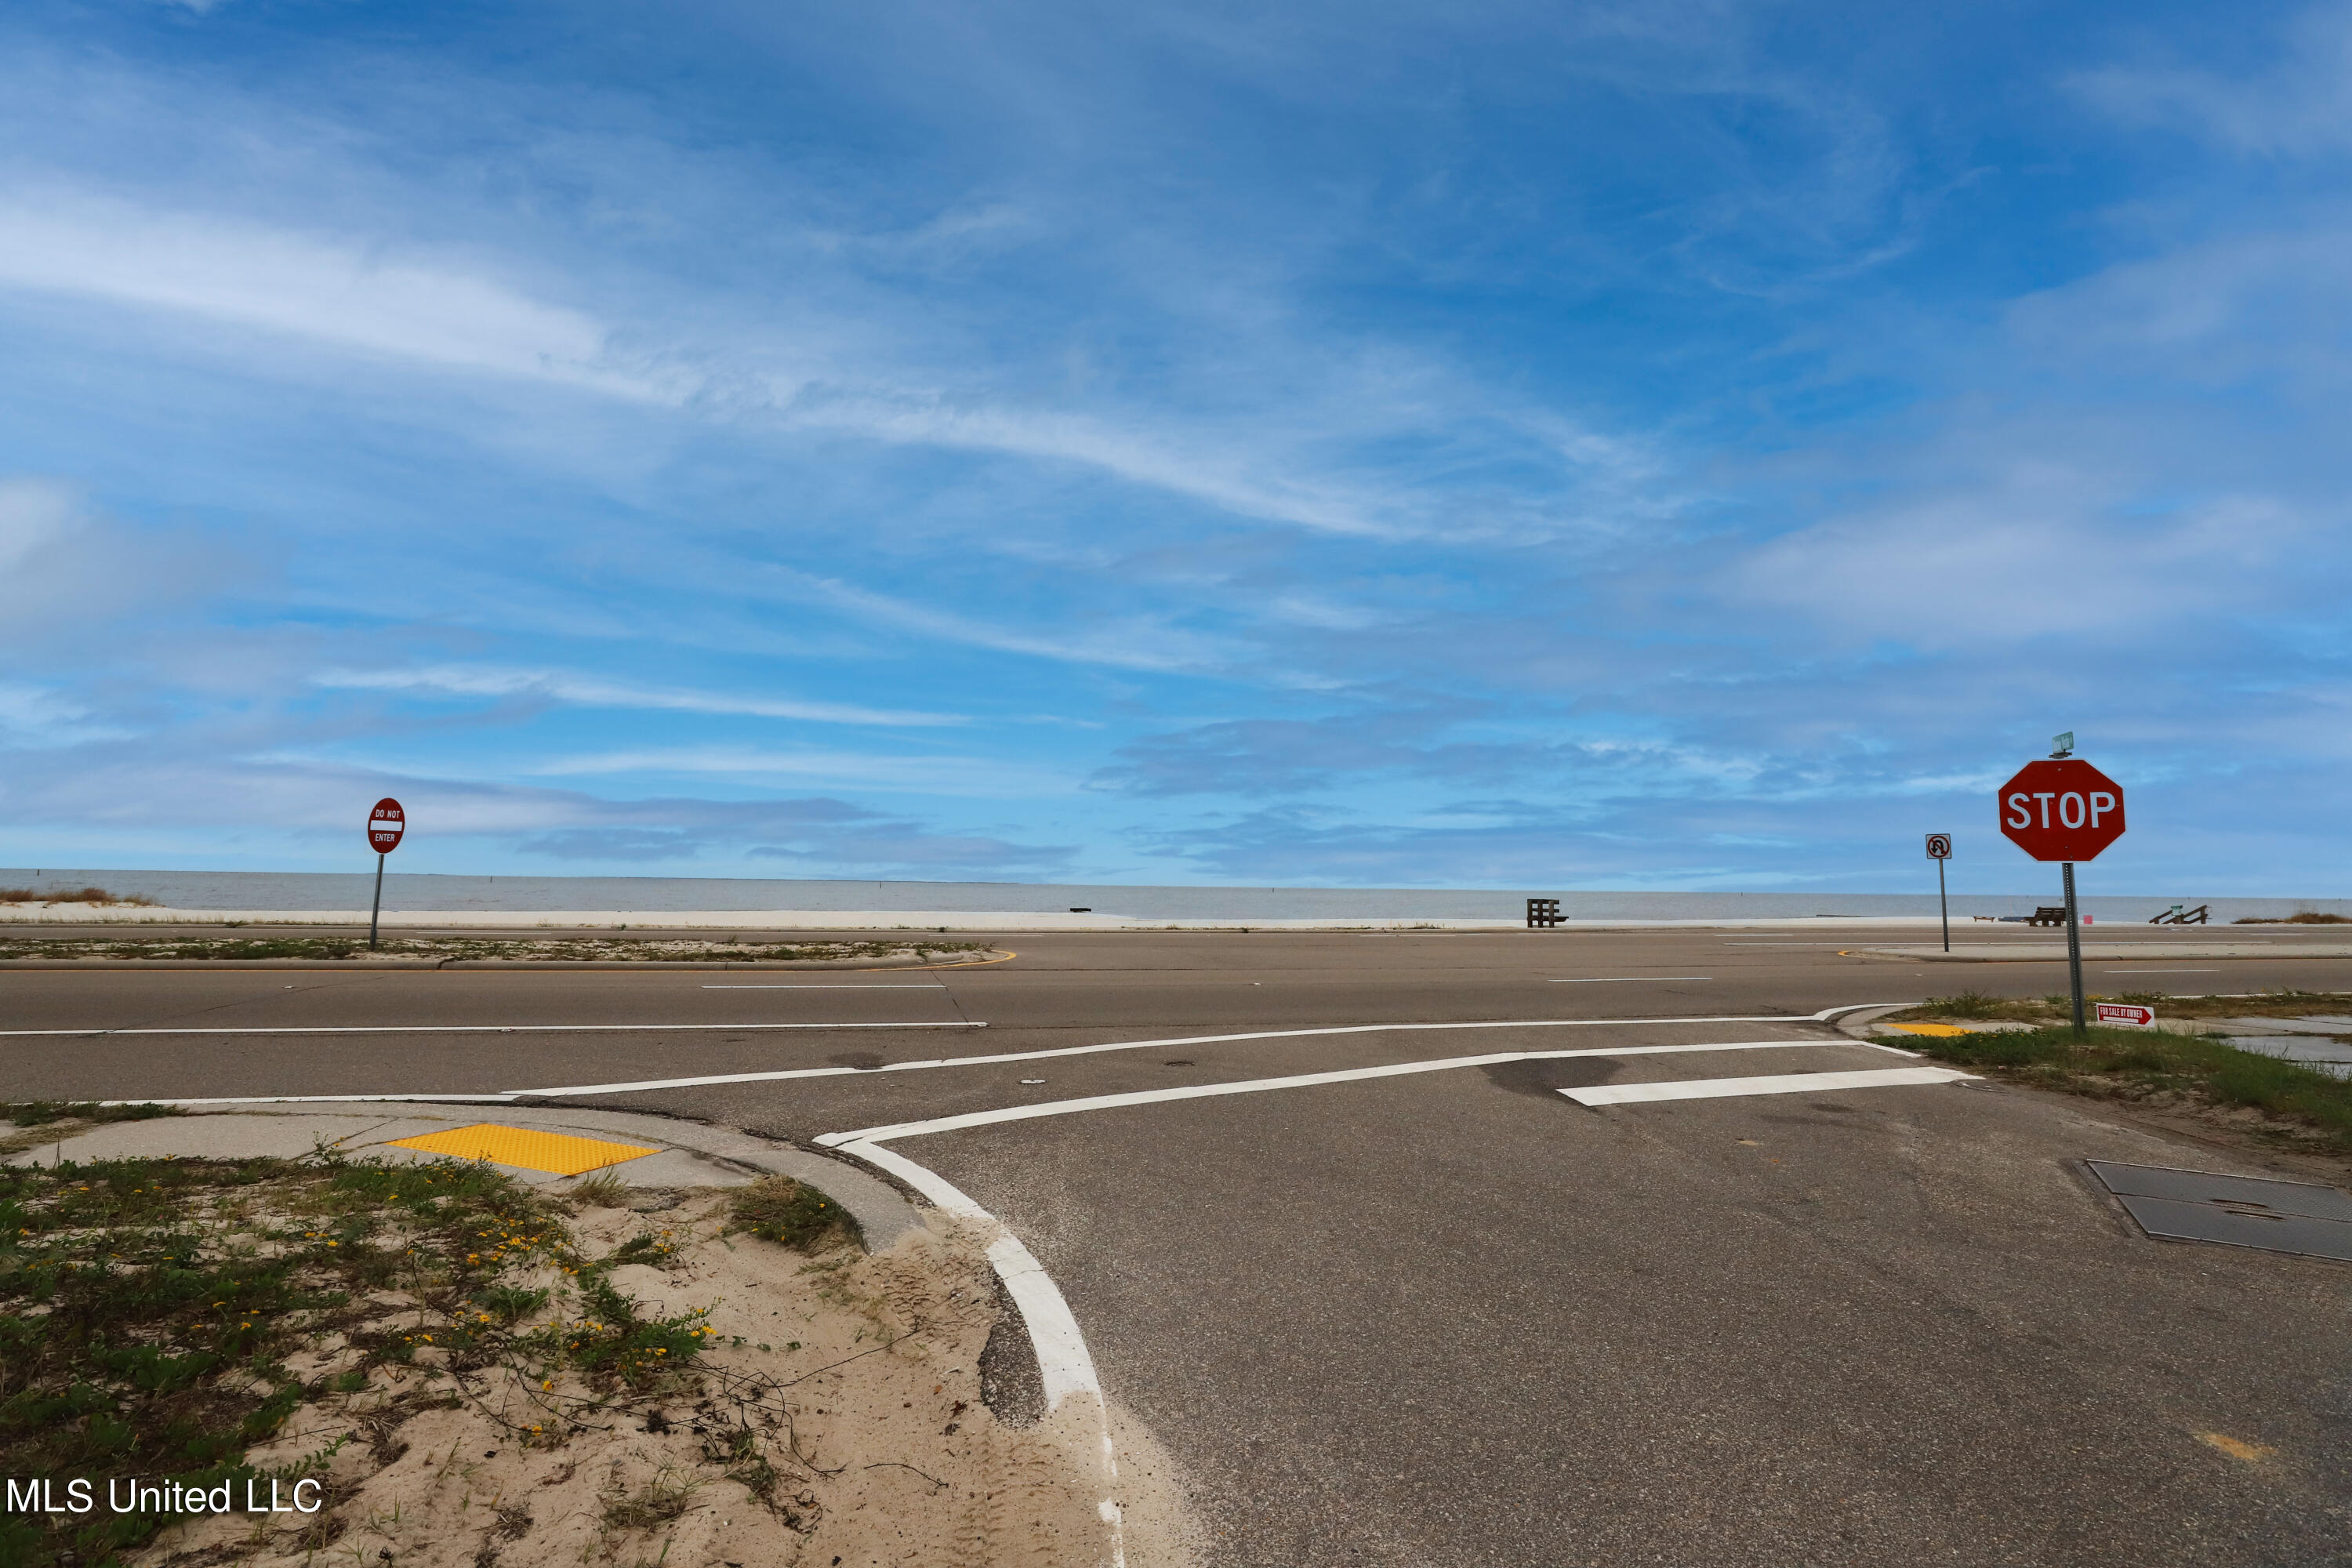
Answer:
[5, 925, 2350, 1565]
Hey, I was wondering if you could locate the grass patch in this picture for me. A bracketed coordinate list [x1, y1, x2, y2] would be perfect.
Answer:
[0, 935, 990, 964]
[0, 1149, 719, 1568]
[2, 1102, 185, 1128]
[1904, 989, 2352, 1025]
[1901, 1024, 2352, 1149]
[599, 1464, 704, 1530]
[727, 1177, 861, 1253]
[1911, 989, 2022, 1020]
[2233, 911, 2352, 924]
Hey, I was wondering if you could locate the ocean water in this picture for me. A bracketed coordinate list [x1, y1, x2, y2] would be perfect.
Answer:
[2, 869, 2343, 924]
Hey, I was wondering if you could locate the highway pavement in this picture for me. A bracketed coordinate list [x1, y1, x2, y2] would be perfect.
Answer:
[5, 924, 2350, 1565]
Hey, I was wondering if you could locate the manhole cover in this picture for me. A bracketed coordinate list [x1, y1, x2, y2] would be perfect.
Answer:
[2085, 1160, 2352, 1263]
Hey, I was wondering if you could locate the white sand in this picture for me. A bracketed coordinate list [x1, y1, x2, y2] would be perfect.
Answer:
[136, 1196, 1192, 1568]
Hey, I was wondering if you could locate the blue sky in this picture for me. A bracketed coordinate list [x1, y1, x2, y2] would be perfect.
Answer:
[2, 0, 2347, 895]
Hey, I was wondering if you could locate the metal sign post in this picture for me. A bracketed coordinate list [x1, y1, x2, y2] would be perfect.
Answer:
[1997, 738, 2122, 1041]
[1925, 833, 1953, 953]
[2063, 861, 2085, 1034]
[366, 797, 405, 950]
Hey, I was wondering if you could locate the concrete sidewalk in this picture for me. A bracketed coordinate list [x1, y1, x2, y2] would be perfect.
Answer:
[2, 1100, 921, 1247]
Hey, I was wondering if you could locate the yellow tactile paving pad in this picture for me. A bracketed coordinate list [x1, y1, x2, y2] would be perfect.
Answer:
[1883, 1022, 1970, 1037]
[388, 1123, 658, 1176]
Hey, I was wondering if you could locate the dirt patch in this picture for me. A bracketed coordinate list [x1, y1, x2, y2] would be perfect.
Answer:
[147, 1204, 1114, 1567]
[0, 1152, 1132, 1568]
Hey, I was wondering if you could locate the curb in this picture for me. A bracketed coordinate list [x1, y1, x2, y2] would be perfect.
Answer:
[9, 1102, 927, 1251]
[1832, 1004, 1918, 1040]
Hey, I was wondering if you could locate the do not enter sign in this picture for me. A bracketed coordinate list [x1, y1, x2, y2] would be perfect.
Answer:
[367, 797, 405, 855]
[1998, 760, 2124, 862]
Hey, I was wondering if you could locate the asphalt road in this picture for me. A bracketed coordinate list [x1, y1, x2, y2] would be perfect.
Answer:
[5, 925, 2350, 1565]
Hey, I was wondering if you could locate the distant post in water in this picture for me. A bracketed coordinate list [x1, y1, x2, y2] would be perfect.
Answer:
[1924, 833, 1953, 953]
[366, 797, 405, 949]
[1997, 735, 2125, 1038]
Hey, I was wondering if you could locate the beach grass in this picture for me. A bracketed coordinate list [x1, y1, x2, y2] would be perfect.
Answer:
[1892, 1019, 2352, 1150]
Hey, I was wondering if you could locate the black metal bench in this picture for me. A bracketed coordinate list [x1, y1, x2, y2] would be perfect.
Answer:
[1526, 898, 1563, 928]
[2027, 906, 2069, 927]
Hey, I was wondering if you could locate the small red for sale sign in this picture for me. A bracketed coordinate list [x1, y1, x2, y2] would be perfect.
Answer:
[2094, 1003, 2154, 1028]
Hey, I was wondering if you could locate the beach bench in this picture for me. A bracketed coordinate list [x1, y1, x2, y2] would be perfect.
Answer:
[2027, 906, 2070, 927]
[1526, 898, 1563, 928]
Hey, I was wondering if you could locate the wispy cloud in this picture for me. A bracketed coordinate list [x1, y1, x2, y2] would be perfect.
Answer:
[0, 194, 665, 397]
[1, 2, 2347, 890]
[2071, 4, 2352, 156]
[310, 665, 965, 728]
[527, 746, 1076, 798]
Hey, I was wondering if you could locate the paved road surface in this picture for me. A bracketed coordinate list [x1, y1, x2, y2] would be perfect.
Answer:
[5, 926, 2349, 1565]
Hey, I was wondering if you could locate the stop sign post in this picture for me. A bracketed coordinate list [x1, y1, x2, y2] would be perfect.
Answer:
[1996, 755, 2125, 1035]
[365, 797, 405, 949]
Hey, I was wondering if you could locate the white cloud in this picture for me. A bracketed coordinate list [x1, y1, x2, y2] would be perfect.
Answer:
[0, 477, 78, 569]
[0, 682, 131, 747]
[0, 474, 233, 644]
[0, 193, 666, 398]
[751, 565, 1235, 673]
[0, 184, 1656, 546]
[2071, 5, 2352, 156]
[1730, 481, 2307, 645]
[525, 745, 1073, 797]
[310, 664, 965, 728]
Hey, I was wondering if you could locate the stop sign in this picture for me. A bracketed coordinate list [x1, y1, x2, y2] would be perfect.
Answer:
[367, 797, 405, 854]
[1998, 760, 2124, 862]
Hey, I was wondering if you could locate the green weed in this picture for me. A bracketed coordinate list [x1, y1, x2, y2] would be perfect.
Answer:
[0, 1151, 719, 1567]
[0, 1100, 183, 1127]
[1903, 1025, 2352, 1147]
[727, 1177, 861, 1254]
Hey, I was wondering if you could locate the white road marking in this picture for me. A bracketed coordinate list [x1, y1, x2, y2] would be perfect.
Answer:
[813, 1039, 1859, 1145]
[1561, 1066, 1973, 1106]
[112, 1005, 1915, 1105]
[0, 1021, 986, 1038]
[700, 984, 943, 989]
[2100, 968, 2219, 973]
[1551, 977, 1711, 982]
[832, 1137, 1127, 1564]
[503, 1007, 1904, 1098]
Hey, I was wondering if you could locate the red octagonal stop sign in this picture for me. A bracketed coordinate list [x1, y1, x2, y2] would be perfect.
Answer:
[1998, 760, 2125, 862]
[367, 797, 405, 854]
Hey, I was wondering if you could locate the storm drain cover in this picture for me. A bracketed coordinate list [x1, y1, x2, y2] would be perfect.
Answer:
[2086, 1160, 2352, 1263]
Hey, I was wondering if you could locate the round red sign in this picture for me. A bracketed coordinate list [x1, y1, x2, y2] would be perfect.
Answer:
[1997, 760, 2125, 862]
[367, 797, 405, 855]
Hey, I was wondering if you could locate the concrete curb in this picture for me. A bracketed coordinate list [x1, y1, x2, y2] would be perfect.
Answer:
[5, 1102, 924, 1250]
[1834, 1004, 1918, 1040]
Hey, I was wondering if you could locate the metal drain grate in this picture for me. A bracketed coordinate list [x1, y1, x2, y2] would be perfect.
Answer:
[2086, 1160, 2352, 1262]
